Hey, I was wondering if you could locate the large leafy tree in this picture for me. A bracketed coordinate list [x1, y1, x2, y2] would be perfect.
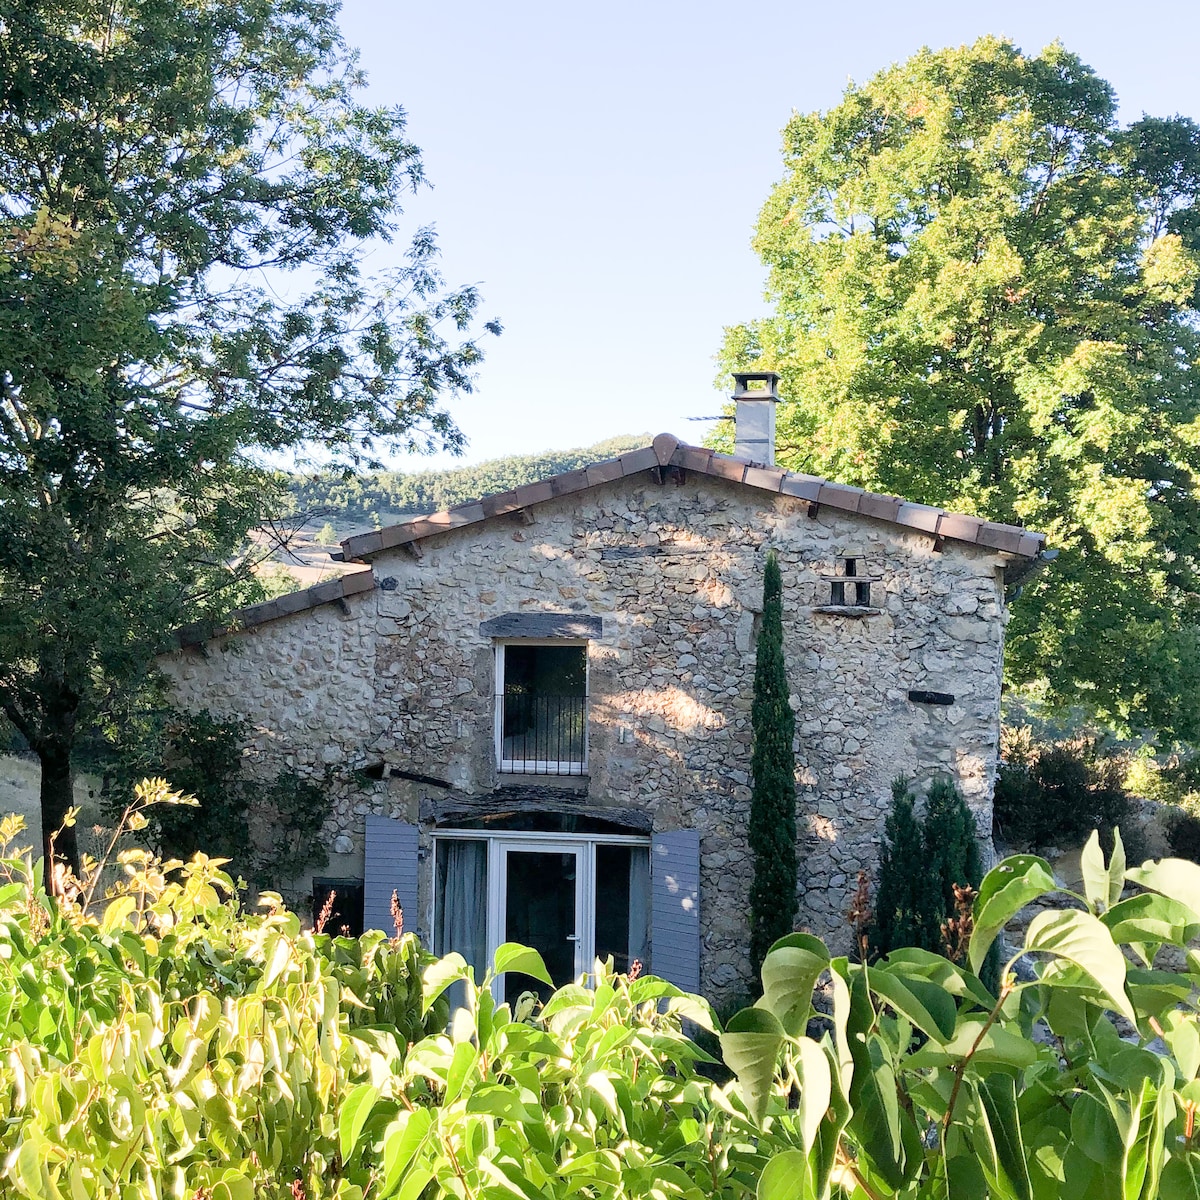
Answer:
[0, 0, 497, 872]
[720, 37, 1200, 743]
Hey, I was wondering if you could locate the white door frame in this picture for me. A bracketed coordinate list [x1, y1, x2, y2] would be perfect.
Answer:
[491, 838, 589, 994]
[431, 829, 650, 1000]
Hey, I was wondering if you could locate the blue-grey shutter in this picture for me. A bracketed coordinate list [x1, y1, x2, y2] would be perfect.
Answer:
[650, 829, 701, 993]
[363, 816, 420, 936]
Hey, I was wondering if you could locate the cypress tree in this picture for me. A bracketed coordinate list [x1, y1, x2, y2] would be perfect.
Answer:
[749, 551, 798, 974]
[869, 777, 927, 956]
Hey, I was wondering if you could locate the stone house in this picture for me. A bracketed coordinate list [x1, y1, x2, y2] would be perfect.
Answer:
[160, 373, 1049, 1005]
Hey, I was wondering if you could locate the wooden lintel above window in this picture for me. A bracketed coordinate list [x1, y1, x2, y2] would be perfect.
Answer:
[479, 613, 603, 639]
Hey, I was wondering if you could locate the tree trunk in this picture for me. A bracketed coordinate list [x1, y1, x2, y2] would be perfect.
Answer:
[39, 742, 78, 889]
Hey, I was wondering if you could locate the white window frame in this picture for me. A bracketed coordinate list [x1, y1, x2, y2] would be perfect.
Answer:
[493, 639, 589, 775]
[430, 828, 650, 1000]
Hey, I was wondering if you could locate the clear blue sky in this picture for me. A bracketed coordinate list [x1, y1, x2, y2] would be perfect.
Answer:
[335, 0, 1200, 470]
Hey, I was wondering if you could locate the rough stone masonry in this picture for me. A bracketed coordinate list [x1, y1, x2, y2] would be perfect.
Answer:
[160, 437, 1040, 1006]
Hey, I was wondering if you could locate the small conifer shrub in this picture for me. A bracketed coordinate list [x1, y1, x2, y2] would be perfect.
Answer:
[871, 775, 983, 962]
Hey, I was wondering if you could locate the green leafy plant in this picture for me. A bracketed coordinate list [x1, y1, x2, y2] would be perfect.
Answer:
[0, 794, 784, 1199]
[724, 827, 1200, 1199]
[98, 708, 334, 901]
[749, 549, 798, 975]
[995, 731, 1133, 851]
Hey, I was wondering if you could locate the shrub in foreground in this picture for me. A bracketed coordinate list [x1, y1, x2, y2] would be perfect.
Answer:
[0, 795, 779, 1198]
[723, 828, 1200, 1198]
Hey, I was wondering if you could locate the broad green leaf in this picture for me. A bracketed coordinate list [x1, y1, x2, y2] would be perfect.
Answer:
[1081, 829, 1125, 914]
[794, 1037, 832, 1153]
[443, 1040, 478, 1105]
[1102, 892, 1200, 958]
[338, 1083, 379, 1162]
[971, 854, 1058, 974]
[869, 965, 957, 1042]
[100, 895, 137, 934]
[381, 1109, 432, 1196]
[1161, 1154, 1200, 1200]
[491, 942, 552, 986]
[464, 1082, 541, 1124]
[1025, 909, 1135, 1023]
[1126, 858, 1200, 918]
[847, 1032, 909, 1189]
[1071, 1091, 1125, 1165]
[884, 946, 996, 1009]
[757, 1149, 814, 1200]
[979, 1072, 1034, 1200]
[908, 1012, 1042, 1070]
[759, 936, 829, 1037]
[421, 952, 469, 1014]
[720, 1006, 785, 1124]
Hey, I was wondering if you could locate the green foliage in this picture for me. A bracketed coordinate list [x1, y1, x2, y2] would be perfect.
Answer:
[872, 777, 983, 958]
[98, 708, 333, 899]
[995, 730, 1133, 851]
[922, 777, 983, 938]
[749, 551, 798, 974]
[0, 797, 792, 1199]
[869, 777, 926, 955]
[727, 828, 1200, 1198]
[286, 433, 651, 531]
[0, 0, 497, 864]
[0, 794, 449, 1198]
[718, 36, 1200, 744]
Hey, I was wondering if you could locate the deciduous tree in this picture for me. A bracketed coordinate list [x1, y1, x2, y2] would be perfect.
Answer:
[0, 0, 497, 873]
[720, 37, 1200, 743]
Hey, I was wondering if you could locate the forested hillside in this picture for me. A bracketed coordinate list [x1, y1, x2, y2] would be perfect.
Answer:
[285, 433, 650, 534]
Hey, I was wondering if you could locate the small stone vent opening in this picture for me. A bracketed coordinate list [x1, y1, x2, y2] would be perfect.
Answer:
[816, 554, 883, 617]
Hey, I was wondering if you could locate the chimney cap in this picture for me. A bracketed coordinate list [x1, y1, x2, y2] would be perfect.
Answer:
[732, 370, 781, 400]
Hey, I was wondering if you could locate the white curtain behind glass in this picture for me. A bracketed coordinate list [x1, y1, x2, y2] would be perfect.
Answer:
[435, 840, 488, 1009]
[627, 847, 650, 967]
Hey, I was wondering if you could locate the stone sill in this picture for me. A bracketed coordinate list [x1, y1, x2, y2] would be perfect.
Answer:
[812, 605, 884, 619]
[496, 772, 590, 791]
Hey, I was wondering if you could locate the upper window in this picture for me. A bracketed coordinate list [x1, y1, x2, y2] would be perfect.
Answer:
[495, 642, 588, 775]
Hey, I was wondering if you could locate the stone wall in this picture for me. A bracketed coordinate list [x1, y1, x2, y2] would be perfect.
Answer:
[0, 755, 105, 859]
[161, 471, 1011, 1004]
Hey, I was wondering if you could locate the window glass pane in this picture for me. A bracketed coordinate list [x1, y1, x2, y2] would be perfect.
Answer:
[311, 879, 364, 938]
[595, 845, 650, 975]
[504, 644, 586, 695]
[504, 849, 578, 1006]
[501, 644, 587, 769]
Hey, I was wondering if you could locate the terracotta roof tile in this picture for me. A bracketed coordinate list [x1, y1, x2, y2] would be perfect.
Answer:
[706, 454, 748, 483]
[170, 569, 375, 649]
[780, 475, 822, 502]
[895, 502, 942, 535]
[584, 458, 624, 486]
[338, 434, 1047, 563]
[619, 447, 659, 474]
[744, 465, 787, 492]
[817, 482, 864, 513]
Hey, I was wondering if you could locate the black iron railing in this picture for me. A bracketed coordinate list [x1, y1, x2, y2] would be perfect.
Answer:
[498, 692, 587, 774]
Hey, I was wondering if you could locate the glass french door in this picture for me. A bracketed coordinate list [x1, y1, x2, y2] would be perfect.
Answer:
[494, 841, 585, 1005]
[433, 832, 651, 1008]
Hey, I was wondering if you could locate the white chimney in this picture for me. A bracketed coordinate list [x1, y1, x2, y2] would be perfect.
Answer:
[733, 371, 781, 464]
